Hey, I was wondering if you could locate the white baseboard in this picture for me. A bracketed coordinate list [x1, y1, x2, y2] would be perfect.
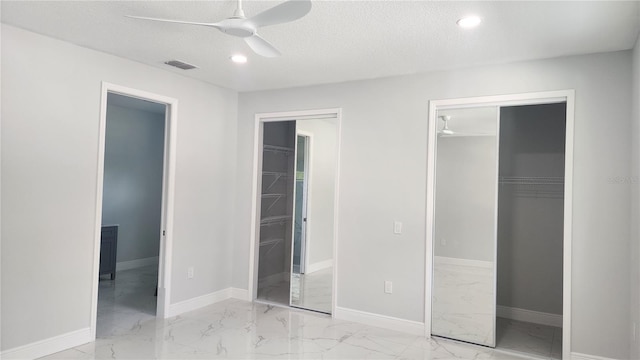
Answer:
[168, 287, 254, 317]
[334, 306, 425, 336]
[230, 287, 250, 301]
[116, 256, 158, 272]
[0, 327, 92, 360]
[497, 305, 562, 327]
[167, 288, 232, 317]
[307, 259, 333, 274]
[572, 352, 618, 360]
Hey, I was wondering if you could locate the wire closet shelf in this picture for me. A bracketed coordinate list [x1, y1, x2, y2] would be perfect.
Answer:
[499, 176, 565, 198]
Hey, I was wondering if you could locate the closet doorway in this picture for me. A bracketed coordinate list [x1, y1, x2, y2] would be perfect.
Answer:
[249, 109, 341, 315]
[426, 91, 574, 360]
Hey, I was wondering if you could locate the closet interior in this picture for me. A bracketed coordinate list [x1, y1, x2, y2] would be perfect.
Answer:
[257, 121, 296, 305]
[256, 118, 338, 314]
[431, 103, 566, 359]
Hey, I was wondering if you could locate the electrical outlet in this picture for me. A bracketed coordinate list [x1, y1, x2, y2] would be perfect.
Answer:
[393, 221, 402, 234]
[187, 266, 194, 279]
[384, 281, 393, 294]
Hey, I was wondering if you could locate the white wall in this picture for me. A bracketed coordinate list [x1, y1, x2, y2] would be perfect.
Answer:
[630, 33, 640, 359]
[297, 119, 337, 269]
[102, 102, 165, 264]
[1, 24, 238, 351]
[234, 51, 633, 359]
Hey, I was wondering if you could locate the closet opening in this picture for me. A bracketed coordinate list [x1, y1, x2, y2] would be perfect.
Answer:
[426, 91, 574, 360]
[496, 103, 565, 358]
[249, 109, 341, 315]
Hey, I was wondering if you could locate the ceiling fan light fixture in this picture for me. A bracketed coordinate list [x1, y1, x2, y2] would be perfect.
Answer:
[457, 15, 482, 28]
[230, 54, 248, 64]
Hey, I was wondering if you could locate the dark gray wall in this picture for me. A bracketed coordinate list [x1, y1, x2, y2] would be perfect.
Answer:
[497, 103, 566, 315]
[258, 121, 295, 281]
[102, 99, 165, 264]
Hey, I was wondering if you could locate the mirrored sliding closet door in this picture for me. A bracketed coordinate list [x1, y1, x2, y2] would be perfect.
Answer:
[289, 120, 338, 314]
[431, 106, 499, 347]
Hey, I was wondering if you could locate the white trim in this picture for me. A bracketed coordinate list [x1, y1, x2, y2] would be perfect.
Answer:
[167, 288, 232, 317]
[0, 328, 92, 360]
[248, 108, 342, 318]
[230, 288, 251, 301]
[496, 305, 563, 328]
[92, 82, 178, 341]
[571, 352, 618, 360]
[334, 307, 425, 336]
[296, 130, 313, 275]
[116, 256, 159, 272]
[331, 109, 343, 317]
[425, 90, 574, 360]
[434, 256, 493, 269]
[307, 259, 333, 273]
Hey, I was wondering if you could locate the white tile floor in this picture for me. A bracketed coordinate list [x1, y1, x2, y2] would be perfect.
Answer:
[43, 298, 543, 360]
[41, 266, 553, 360]
[496, 317, 562, 359]
[96, 265, 159, 338]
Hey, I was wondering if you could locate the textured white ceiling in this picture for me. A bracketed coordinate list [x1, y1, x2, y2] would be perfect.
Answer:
[2, 1, 639, 92]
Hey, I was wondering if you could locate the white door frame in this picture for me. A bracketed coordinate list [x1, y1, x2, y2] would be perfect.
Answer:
[248, 108, 342, 315]
[90, 82, 178, 339]
[425, 90, 574, 359]
[295, 131, 313, 274]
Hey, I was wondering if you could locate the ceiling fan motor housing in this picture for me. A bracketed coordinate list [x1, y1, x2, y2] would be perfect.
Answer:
[219, 18, 256, 38]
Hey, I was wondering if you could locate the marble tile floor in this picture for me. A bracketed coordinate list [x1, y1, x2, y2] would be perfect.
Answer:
[43, 298, 549, 360]
[97, 265, 159, 338]
[291, 267, 333, 314]
[495, 317, 562, 360]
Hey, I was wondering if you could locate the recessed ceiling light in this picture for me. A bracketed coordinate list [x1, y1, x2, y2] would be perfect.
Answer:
[230, 54, 248, 64]
[457, 16, 482, 29]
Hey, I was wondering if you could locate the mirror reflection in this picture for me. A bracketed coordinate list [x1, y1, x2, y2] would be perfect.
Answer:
[290, 119, 337, 314]
[432, 106, 499, 346]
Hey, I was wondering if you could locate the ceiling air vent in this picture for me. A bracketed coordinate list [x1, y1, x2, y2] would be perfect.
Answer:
[164, 60, 198, 70]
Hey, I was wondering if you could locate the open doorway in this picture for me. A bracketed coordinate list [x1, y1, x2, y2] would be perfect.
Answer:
[90, 83, 178, 339]
[96, 92, 166, 336]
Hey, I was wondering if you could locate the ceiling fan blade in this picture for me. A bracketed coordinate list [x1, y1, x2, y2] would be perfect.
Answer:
[248, 0, 312, 28]
[126, 15, 221, 29]
[245, 35, 282, 57]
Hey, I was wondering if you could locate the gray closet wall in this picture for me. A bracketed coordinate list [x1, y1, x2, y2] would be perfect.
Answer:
[258, 122, 295, 286]
[497, 103, 566, 315]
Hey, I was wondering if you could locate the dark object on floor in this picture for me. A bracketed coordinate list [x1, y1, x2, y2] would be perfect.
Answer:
[99, 226, 118, 280]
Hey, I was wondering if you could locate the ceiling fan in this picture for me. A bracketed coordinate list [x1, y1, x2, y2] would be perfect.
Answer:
[126, 0, 312, 58]
[438, 115, 494, 137]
